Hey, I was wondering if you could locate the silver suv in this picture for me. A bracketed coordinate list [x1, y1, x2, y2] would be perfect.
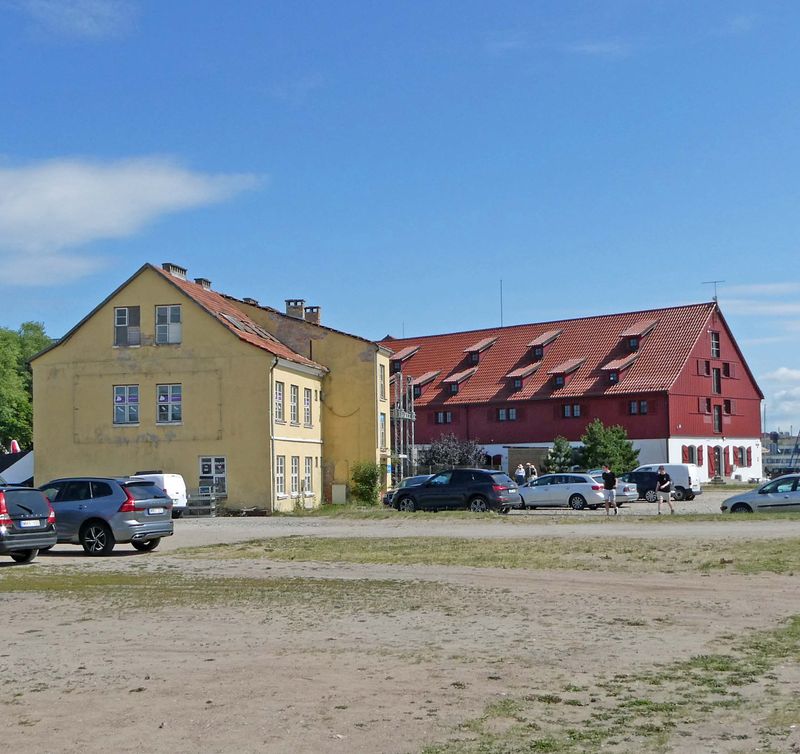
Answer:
[39, 477, 174, 556]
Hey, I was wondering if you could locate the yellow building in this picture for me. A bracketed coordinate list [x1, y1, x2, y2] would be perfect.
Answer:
[31, 262, 391, 511]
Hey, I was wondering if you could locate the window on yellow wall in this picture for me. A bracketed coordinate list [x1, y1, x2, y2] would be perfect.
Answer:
[304, 457, 313, 493]
[304, 388, 312, 425]
[290, 385, 299, 424]
[290, 456, 299, 495]
[114, 307, 141, 346]
[274, 382, 284, 422]
[113, 385, 139, 424]
[155, 305, 182, 344]
[156, 384, 182, 423]
[379, 412, 387, 449]
[379, 364, 386, 400]
[275, 456, 285, 495]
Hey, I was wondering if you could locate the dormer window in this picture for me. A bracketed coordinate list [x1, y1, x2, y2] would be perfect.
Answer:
[513, 378, 523, 389]
[413, 385, 421, 399]
[548, 358, 585, 389]
[609, 371, 619, 384]
[443, 366, 477, 394]
[410, 370, 440, 400]
[619, 319, 657, 352]
[464, 336, 497, 365]
[601, 354, 637, 384]
[505, 362, 539, 389]
[389, 345, 420, 374]
[470, 352, 480, 365]
[554, 375, 565, 388]
[450, 383, 459, 394]
[628, 337, 639, 351]
[527, 329, 561, 360]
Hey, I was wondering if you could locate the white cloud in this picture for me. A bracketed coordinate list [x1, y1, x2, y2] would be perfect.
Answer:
[716, 13, 758, 36]
[725, 282, 800, 296]
[565, 40, 630, 58]
[722, 298, 800, 316]
[761, 367, 800, 383]
[0, 157, 260, 285]
[10, 0, 136, 38]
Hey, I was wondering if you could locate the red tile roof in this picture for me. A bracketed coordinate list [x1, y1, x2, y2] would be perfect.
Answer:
[442, 366, 478, 384]
[154, 266, 326, 371]
[377, 303, 718, 405]
[527, 329, 562, 348]
[464, 336, 497, 353]
[619, 318, 657, 338]
[548, 357, 585, 375]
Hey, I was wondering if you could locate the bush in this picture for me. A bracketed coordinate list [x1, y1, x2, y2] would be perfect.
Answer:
[350, 461, 383, 505]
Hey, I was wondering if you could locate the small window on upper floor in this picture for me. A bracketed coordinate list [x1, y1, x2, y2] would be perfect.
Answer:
[710, 331, 720, 358]
[114, 306, 141, 346]
[470, 352, 480, 365]
[513, 378, 523, 390]
[449, 383, 459, 395]
[156, 305, 182, 344]
[628, 337, 639, 351]
[609, 371, 619, 384]
[554, 375, 565, 388]
[532, 346, 544, 360]
[413, 385, 422, 399]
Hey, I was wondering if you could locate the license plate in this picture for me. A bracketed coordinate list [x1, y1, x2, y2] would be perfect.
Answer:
[146, 507, 165, 515]
[19, 519, 41, 528]
[508, 488, 517, 494]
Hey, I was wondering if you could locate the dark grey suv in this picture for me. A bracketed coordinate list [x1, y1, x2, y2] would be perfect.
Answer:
[39, 477, 174, 556]
[392, 469, 521, 512]
[0, 484, 58, 563]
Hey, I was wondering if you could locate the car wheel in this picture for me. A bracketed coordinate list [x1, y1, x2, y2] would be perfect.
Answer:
[730, 502, 753, 514]
[132, 538, 161, 552]
[469, 497, 488, 513]
[10, 549, 38, 564]
[80, 521, 115, 556]
[498, 506, 510, 515]
[171, 509, 183, 519]
[673, 487, 686, 501]
[645, 490, 657, 503]
[589, 505, 598, 510]
[569, 494, 586, 510]
[396, 497, 415, 513]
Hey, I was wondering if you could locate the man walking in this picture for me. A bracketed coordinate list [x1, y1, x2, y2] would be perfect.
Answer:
[601, 464, 618, 516]
[656, 465, 675, 514]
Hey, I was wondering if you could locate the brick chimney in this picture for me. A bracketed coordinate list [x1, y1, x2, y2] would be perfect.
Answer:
[285, 299, 305, 319]
[194, 277, 212, 290]
[304, 306, 321, 325]
[162, 262, 187, 280]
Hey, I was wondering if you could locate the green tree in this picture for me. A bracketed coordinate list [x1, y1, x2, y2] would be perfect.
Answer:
[578, 419, 639, 474]
[543, 435, 575, 473]
[0, 321, 53, 450]
[350, 461, 383, 505]
[417, 433, 486, 470]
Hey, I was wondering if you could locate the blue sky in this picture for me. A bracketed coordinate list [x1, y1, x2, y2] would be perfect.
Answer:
[1, 1, 798, 432]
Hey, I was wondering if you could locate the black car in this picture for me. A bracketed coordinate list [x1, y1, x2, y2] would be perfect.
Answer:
[392, 469, 521, 512]
[619, 471, 674, 502]
[0, 484, 58, 563]
[383, 474, 434, 506]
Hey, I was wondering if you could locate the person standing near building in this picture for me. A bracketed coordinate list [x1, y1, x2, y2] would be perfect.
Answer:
[601, 464, 618, 515]
[514, 464, 525, 486]
[656, 465, 674, 514]
[526, 463, 537, 482]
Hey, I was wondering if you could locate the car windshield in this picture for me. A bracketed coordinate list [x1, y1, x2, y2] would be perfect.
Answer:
[123, 481, 170, 500]
[492, 473, 517, 487]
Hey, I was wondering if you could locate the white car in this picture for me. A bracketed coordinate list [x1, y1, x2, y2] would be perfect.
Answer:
[518, 473, 606, 510]
[591, 475, 638, 504]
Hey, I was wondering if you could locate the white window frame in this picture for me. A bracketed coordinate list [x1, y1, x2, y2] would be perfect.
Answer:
[156, 383, 182, 424]
[710, 331, 721, 358]
[114, 306, 141, 346]
[304, 457, 313, 494]
[304, 388, 312, 426]
[498, 408, 507, 421]
[274, 381, 284, 422]
[379, 412, 387, 448]
[275, 456, 286, 496]
[155, 305, 182, 345]
[379, 364, 386, 400]
[113, 384, 139, 424]
[290, 384, 299, 424]
[199, 456, 227, 495]
[508, 407, 517, 421]
[435, 411, 452, 424]
[290, 456, 300, 495]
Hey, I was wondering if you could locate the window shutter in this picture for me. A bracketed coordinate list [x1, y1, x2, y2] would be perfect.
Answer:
[724, 449, 732, 477]
[746, 447, 752, 466]
[697, 397, 704, 413]
[682, 445, 689, 463]
[729, 363, 736, 378]
[697, 445, 704, 468]
[696, 359, 703, 375]
[708, 446, 716, 477]
[729, 399, 736, 415]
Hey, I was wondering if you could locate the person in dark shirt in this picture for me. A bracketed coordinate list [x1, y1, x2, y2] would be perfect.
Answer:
[601, 464, 618, 516]
[656, 465, 674, 514]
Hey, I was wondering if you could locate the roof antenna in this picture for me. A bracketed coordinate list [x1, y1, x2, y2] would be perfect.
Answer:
[702, 280, 725, 302]
[500, 279, 504, 328]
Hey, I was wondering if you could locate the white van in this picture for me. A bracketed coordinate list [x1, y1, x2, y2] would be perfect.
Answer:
[633, 464, 702, 501]
[133, 472, 188, 518]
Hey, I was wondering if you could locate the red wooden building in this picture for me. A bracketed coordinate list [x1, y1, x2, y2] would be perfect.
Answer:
[379, 302, 763, 481]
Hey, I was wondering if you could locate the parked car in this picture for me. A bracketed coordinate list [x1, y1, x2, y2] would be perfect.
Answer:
[383, 474, 433, 506]
[590, 474, 638, 504]
[0, 484, 57, 563]
[392, 469, 521, 512]
[133, 471, 188, 518]
[721, 475, 800, 513]
[517, 473, 606, 510]
[619, 471, 674, 503]
[632, 464, 702, 501]
[38, 477, 174, 555]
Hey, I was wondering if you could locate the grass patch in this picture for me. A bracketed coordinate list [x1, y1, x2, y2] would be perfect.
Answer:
[424, 615, 800, 753]
[0, 568, 479, 617]
[177, 535, 800, 575]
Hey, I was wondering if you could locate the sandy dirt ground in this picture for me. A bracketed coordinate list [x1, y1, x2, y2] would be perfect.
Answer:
[3, 492, 799, 754]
